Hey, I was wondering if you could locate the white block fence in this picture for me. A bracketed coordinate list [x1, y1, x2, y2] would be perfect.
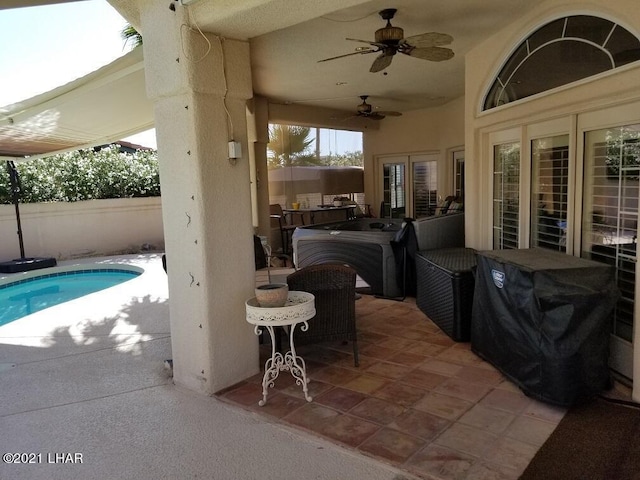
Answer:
[0, 197, 164, 261]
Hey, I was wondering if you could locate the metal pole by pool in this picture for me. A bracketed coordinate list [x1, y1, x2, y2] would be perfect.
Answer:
[7, 160, 26, 258]
[0, 161, 56, 273]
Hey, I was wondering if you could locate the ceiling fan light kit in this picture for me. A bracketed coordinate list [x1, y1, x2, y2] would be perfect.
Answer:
[318, 8, 454, 73]
[357, 99, 372, 114]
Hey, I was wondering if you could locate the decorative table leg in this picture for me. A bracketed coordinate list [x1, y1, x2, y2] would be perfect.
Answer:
[257, 325, 284, 406]
[284, 322, 312, 402]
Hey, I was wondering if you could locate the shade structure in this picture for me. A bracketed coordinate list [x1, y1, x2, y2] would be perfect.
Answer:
[0, 50, 151, 271]
[268, 166, 364, 197]
[0, 47, 153, 160]
[320, 166, 364, 195]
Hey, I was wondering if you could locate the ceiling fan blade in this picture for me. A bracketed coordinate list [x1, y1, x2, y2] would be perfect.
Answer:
[290, 95, 357, 104]
[318, 49, 376, 63]
[403, 32, 453, 48]
[404, 46, 454, 62]
[332, 113, 358, 122]
[346, 38, 386, 49]
[375, 110, 402, 117]
[370, 52, 394, 73]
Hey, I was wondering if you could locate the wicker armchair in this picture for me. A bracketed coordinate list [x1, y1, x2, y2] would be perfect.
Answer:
[286, 264, 359, 367]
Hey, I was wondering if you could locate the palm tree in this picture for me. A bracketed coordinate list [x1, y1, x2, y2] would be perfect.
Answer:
[121, 24, 143, 50]
[267, 125, 314, 168]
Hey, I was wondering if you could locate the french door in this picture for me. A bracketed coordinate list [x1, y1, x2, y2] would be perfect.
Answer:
[578, 104, 640, 381]
[490, 110, 638, 381]
[490, 128, 521, 249]
[453, 150, 465, 200]
[530, 134, 570, 252]
[378, 153, 438, 219]
[379, 156, 407, 218]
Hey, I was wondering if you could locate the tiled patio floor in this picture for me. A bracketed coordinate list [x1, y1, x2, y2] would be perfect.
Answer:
[219, 291, 570, 480]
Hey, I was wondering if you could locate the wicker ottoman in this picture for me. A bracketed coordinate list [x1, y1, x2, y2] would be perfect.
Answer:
[416, 248, 477, 341]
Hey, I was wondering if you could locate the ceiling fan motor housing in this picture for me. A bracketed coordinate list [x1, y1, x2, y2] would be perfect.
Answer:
[357, 99, 372, 114]
[376, 8, 403, 45]
[375, 25, 404, 45]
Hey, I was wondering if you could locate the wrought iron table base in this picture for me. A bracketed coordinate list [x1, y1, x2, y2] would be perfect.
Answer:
[245, 291, 315, 406]
[255, 323, 312, 406]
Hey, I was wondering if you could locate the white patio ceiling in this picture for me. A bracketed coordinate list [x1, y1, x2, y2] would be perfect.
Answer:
[0, 47, 153, 160]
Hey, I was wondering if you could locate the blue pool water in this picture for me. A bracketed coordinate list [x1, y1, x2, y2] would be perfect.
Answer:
[0, 269, 140, 326]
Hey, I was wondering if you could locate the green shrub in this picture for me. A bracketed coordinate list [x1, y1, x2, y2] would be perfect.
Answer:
[0, 146, 160, 204]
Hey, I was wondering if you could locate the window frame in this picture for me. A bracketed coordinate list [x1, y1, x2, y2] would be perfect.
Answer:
[482, 15, 640, 112]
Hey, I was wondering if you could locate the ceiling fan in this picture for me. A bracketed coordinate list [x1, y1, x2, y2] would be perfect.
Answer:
[318, 8, 454, 73]
[354, 95, 401, 120]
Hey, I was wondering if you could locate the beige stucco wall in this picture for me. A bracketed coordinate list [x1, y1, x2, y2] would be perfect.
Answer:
[0, 197, 164, 260]
[364, 97, 465, 215]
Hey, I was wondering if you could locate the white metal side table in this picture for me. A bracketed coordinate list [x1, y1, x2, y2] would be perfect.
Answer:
[245, 291, 315, 406]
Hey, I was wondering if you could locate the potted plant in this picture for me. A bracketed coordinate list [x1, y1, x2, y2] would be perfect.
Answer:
[333, 196, 350, 207]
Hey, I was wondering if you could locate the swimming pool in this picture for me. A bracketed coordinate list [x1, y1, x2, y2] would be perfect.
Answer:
[0, 268, 142, 326]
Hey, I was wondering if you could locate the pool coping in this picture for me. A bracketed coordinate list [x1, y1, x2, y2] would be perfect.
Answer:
[0, 264, 144, 288]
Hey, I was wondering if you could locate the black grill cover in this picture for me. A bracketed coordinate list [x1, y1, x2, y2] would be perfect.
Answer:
[471, 248, 619, 406]
[391, 218, 418, 297]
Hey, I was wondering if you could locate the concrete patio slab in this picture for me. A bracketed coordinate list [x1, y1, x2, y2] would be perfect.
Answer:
[0, 254, 415, 480]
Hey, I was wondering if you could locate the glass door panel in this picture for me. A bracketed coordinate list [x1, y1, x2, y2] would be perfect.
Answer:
[413, 160, 438, 218]
[531, 135, 569, 251]
[493, 142, 520, 249]
[582, 125, 639, 379]
[381, 161, 406, 219]
[453, 150, 465, 200]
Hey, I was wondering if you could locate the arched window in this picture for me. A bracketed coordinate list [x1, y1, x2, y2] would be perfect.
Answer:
[483, 15, 640, 110]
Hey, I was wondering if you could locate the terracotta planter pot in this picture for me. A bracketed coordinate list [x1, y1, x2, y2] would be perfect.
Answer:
[255, 283, 289, 307]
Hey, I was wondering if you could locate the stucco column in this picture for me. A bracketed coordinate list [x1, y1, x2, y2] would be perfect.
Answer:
[140, 5, 258, 394]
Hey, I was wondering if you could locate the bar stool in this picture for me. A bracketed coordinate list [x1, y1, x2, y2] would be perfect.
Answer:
[270, 204, 297, 255]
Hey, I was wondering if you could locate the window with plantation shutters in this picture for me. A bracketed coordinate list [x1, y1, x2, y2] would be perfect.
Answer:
[413, 160, 437, 218]
[453, 150, 465, 201]
[382, 163, 406, 218]
[493, 143, 520, 249]
[583, 126, 639, 345]
[530, 135, 569, 252]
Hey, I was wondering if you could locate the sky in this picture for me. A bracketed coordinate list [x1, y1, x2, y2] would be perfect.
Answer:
[0, 1, 126, 106]
[313, 127, 362, 156]
[0, 0, 362, 153]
